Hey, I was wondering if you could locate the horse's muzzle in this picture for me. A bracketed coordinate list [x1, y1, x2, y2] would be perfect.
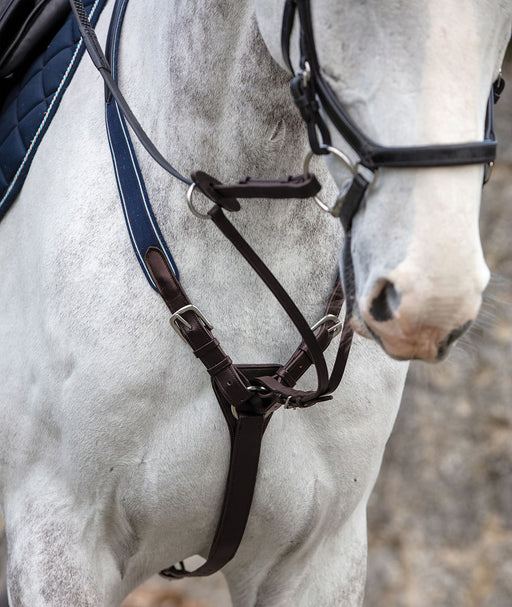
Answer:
[357, 277, 479, 361]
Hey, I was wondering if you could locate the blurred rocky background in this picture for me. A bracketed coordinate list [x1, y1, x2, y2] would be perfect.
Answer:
[364, 53, 512, 607]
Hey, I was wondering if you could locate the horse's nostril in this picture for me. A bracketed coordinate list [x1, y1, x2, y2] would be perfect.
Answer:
[369, 280, 402, 322]
[437, 320, 473, 359]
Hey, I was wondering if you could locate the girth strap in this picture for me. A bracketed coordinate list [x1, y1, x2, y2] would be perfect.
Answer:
[161, 411, 266, 579]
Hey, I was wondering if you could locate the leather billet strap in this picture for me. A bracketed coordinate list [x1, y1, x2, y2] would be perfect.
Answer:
[281, 0, 501, 171]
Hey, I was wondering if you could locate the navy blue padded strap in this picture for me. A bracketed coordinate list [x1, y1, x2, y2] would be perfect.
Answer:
[105, 0, 179, 287]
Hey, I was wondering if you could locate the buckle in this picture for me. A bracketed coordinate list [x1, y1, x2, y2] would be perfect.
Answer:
[169, 305, 213, 343]
[298, 60, 311, 89]
[283, 395, 296, 410]
[311, 314, 343, 338]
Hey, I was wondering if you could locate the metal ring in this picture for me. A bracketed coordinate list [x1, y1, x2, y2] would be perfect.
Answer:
[247, 385, 268, 393]
[303, 145, 358, 215]
[186, 183, 212, 220]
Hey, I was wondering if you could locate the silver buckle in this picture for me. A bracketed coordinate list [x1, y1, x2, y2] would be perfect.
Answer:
[298, 61, 312, 88]
[283, 395, 296, 410]
[311, 314, 343, 338]
[169, 305, 213, 343]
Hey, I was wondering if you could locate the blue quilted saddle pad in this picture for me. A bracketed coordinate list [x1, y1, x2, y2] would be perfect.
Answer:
[0, 0, 107, 221]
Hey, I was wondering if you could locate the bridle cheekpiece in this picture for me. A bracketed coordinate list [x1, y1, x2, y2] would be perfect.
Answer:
[281, 0, 505, 230]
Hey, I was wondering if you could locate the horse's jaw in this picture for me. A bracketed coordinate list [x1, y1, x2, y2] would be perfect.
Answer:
[338, 166, 490, 362]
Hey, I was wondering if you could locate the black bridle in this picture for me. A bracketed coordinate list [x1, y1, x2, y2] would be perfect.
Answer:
[281, 0, 505, 229]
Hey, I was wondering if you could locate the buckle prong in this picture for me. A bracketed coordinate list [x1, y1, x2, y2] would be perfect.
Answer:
[311, 314, 343, 338]
[169, 305, 213, 343]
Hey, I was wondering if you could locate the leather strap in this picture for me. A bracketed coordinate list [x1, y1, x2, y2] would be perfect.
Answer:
[160, 411, 266, 579]
[145, 244, 352, 578]
[145, 247, 257, 410]
[69, 0, 192, 184]
[275, 281, 344, 388]
[208, 205, 331, 407]
[76, 0, 355, 580]
[73, 0, 504, 581]
[282, 0, 500, 170]
[338, 174, 370, 232]
[192, 170, 322, 210]
[281, 0, 296, 75]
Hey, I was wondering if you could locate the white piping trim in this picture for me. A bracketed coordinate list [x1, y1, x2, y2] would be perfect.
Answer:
[0, 0, 101, 210]
[113, 102, 179, 276]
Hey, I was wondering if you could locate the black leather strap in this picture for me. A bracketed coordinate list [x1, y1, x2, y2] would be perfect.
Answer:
[338, 174, 370, 232]
[68, 0, 192, 184]
[283, 0, 500, 171]
[281, 0, 296, 74]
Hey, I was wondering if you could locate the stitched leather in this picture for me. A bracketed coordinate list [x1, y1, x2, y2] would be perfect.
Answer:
[0, 0, 106, 219]
[146, 241, 352, 579]
[191, 171, 322, 212]
[283, 0, 499, 171]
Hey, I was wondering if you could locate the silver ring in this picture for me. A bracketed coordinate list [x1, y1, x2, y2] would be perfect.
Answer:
[247, 385, 269, 393]
[186, 183, 212, 220]
[303, 146, 358, 215]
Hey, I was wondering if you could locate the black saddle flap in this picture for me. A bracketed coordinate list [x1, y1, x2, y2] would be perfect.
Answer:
[0, 0, 70, 78]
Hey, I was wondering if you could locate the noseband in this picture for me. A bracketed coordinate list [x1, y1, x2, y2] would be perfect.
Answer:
[281, 0, 504, 230]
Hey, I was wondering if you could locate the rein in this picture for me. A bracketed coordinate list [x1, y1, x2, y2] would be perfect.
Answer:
[68, 0, 504, 579]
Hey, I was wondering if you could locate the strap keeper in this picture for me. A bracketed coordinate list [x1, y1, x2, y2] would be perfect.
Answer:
[207, 356, 233, 377]
[193, 338, 221, 358]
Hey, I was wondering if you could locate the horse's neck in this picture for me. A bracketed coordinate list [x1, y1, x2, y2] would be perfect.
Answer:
[120, 0, 298, 176]
[116, 0, 342, 362]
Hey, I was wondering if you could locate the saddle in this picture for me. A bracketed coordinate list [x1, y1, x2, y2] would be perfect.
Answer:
[0, 0, 106, 219]
[0, 0, 70, 79]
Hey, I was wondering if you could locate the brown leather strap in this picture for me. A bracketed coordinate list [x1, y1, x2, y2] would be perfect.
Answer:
[275, 281, 345, 388]
[192, 170, 322, 212]
[145, 247, 261, 411]
[146, 199, 353, 580]
[209, 204, 335, 408]
[160, 411, 266, 579]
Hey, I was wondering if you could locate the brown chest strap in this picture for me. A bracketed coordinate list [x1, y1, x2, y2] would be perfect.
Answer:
[144, 198, 353, 579]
